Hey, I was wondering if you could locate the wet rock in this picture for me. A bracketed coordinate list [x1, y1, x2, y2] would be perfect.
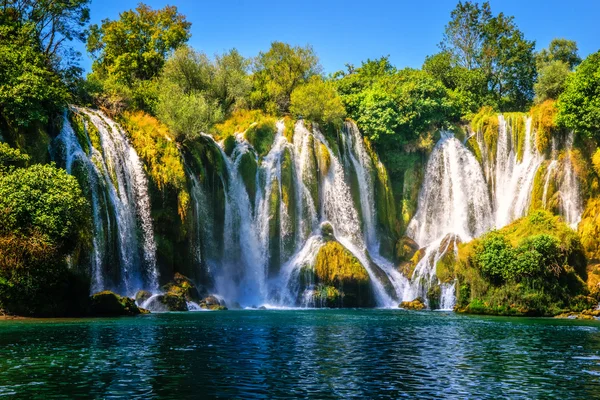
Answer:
[199, 295, 228, 310]
[396, 236, 420, 262]
[89, 291, 143, 316]
[320, 221, 335, 241]
[161, 272, 202, 302]
[158, 293, 188, 311]
[399, 297, 426, 311]
[135, 290, 152, 305]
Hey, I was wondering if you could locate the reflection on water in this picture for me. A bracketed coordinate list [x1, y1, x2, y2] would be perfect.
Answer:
[1, 310, 600, 398]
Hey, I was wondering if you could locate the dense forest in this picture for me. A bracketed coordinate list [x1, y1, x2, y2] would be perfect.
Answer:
[1, 0, 600, 318]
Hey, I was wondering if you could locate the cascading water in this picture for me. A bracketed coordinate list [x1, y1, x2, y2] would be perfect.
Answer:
[53, 108, 159, 295]
[406, 115, 584, 308]
[405, 133, 493, 308]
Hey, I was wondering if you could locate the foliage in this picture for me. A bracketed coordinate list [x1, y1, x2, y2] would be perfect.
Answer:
[290, 76, 346, 126]
[0, 142, 29, 170]
[336, 63, 459, 145]
[534, 61, 571, 104]
[251, 41, 321, 114]
[423, 51, 487, 116]
[214, 109, 277, 156]
[439, 1, 536, 111]
[86, 4, 190, 112]
[556, 51, 600, 141]
[0, 161, 90, 316]
[0, 23, 69, 127]
[119, 111, 189, 220]
[530, 100, 557, 153]
[245, 119, 277, 157]
[87, 4, 190, 85]
[155, 46, 250, 141]
[536, 38, 581, 70]
[455, 210, 588, 316]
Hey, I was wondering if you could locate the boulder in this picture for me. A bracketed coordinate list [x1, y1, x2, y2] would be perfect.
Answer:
[89, 291, 143, 316]
[158, 293, 188, 311]
[302, 240, 375, 307]
[135, 290, 152, 305]
[161, 272, 202, 302]
[199, 295, 227, 310]
[396, 236, 420, 262]
[399, 297, 426, 311]
[320, 221, 335, 241]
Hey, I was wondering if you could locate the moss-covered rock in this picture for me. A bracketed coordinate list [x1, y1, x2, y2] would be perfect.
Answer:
[239, 151, 258, 208]
[531, 100, 558, 155]
[157, 293, 188, 311]
[316, 142, 331, 179]
[161, 272, 203, 302]
[135, 290, 152, 304]
[309, 241, 375, 307]
[454, 210, 589, 316]
[320, 221, 335, 241]
[246, 120, 276, 157]
[198, 295, 228, 310]
[280, 147, 297, 258]
[399, 298, 426, 310]
[267, 177, 282, 277]
[89, 291, 143, 316]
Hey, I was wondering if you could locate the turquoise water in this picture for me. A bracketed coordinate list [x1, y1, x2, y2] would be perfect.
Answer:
[1, 310, 600, 398]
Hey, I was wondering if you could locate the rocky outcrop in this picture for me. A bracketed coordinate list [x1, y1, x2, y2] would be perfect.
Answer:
[89, 291, 145, 316]
[399, 298, 426, 311]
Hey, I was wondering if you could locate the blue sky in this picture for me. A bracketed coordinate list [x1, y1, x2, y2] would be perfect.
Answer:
[76, 0, 600, 74]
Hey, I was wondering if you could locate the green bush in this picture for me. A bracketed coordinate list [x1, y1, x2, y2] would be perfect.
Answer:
[0, 162, 91, 316]
[290, 76, 346, 126]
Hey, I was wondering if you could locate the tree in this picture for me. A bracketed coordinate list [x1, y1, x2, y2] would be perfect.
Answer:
[440, 1, 536, 111]
[534, 39, 581, 103]
[534, 61, 571, 103]
[0, 0, 90, 61]
[556, 51, 600, 141]
[87, 4, 191, 86]
[423, 51, 487, 115]
[0, 161, 90, 316]
[0, 22, 69, 127]
[290, 76, 346, 126]
[156, 46, 250, 142]
[536, 38, 581, 70]
[251, 42, 321, 114]
[440, 1, 491, 70]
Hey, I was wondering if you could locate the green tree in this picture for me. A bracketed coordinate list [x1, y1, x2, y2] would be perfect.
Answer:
[251, 41, 321, 114]
[0, 0, 90, 61]
[536, 38, 581, 70]
[440, 1, 491, 70]
[0, 161, 90, 316]
[0, 23, 69, 127]
[290, 76, 346, 126]
[156, 46, 250, 142]
[534, 38, 581, 103]
[423, 51, 487, 115]
[87, 4, 190, 84]
[440, 1, 536, 111]
[556, 51, 600, 141]
[534, 61, 571, 103]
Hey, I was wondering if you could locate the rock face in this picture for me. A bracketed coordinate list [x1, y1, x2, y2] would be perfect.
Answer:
[89, 291, 143, 316]
[399, 298, 426, 311]
[135, 290, 152, 304]
[302, 241, 375, 308]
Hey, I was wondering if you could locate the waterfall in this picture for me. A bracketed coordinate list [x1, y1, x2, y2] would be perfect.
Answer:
[492, 116, 544, 227]
[557, 132, 583, 228]
[407, 133, 493, 247]
[406, 114, 584, 308]
[53, 108, 158, 295]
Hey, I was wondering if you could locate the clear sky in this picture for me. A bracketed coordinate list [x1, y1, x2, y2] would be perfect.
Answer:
[76, 0, 600, 74]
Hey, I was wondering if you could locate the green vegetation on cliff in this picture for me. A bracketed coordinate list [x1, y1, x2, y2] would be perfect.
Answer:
[453, 211, 591, 316]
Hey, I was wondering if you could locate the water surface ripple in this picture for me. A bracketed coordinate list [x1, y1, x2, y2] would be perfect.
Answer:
[1, 310, 600, 399]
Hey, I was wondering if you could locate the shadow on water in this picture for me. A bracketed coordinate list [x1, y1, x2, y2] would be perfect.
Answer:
[1, 310, 600, 399]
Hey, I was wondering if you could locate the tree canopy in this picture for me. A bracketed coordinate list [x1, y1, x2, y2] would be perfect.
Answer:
[251, 42, 321, 114]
